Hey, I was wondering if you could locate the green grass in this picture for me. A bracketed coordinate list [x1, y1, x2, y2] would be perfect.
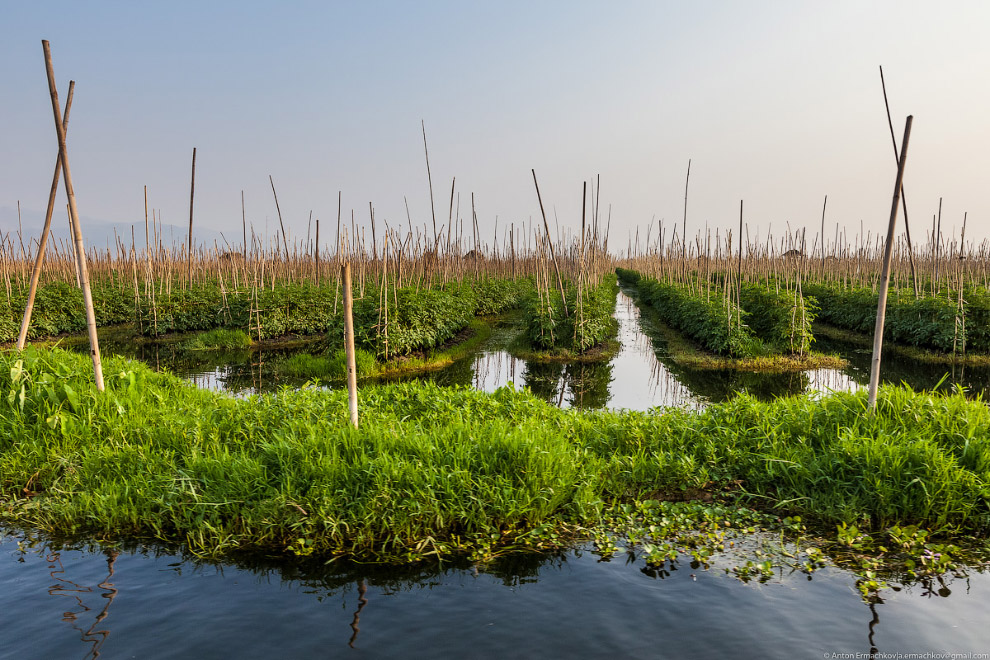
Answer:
[279, 349, 378, 380]
[183, 329, 253, 351]
[1, 347, 988, 563]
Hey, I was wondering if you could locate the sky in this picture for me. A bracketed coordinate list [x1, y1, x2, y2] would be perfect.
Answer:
[2, 1, 988, 254]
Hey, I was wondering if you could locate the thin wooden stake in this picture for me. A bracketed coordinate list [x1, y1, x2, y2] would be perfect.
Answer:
[868, 115, 913, 413]
[342, 263, 359, 428]
[269, 175, 290, 262]
[187, 147, 196, 284]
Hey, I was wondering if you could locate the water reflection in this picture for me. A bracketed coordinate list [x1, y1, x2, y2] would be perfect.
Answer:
[45, 548, 119, 659]
[348, 579, 368, 648]
[5, 533, 989, 659]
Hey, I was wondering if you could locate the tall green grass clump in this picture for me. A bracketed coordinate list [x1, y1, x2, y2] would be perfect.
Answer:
[1, 347, 988, 561]
[280, 349, 378, 380]
[184, 328, 252, 351]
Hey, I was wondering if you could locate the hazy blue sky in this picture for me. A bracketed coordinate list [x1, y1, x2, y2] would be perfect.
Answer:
[3, 1, 988, 252]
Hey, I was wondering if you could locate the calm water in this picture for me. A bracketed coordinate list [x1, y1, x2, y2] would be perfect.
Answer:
[3, 532, 989, 660]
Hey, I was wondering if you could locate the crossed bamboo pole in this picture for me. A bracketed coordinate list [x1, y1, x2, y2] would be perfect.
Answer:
[18, 40, 104, 391]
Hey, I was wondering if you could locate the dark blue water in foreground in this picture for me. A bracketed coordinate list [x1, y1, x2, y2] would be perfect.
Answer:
[2, 533, 989, 659]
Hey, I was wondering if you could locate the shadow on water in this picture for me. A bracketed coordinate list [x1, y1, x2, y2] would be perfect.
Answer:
[4, 531, 990, 658]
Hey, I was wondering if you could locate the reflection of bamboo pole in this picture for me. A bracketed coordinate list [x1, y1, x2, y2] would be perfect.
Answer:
[43, 40, 104, 391]
[348, 579, 368, 648]
[868, 115, 913, 413]
[17, 80, 73, 350]
[343, 263, 359, 428]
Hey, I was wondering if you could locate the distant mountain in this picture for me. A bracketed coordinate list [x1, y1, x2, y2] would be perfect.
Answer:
[0, 205, 229, 253]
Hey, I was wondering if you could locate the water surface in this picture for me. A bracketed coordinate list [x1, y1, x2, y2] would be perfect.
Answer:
[3, 533, 988, 660]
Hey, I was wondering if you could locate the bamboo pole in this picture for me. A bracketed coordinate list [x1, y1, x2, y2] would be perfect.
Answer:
[241, 190, 248, 262]
[868, 115, 913, 413]
[421, 120, 439, 247]
[531, 169, 569, 317]
[342, 263, 359, 428]
[187, 147, 196, 284]
[880, 66, 920, 299]
[269, 175, 291, 262]
[682, 159, 691, 280]
[17, 80, 74, 350]
[42, 40, 104, 391]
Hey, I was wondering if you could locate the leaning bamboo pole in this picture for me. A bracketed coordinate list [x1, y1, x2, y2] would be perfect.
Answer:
[42, 39, 104, 391]
[868, 115, 913, 413]
[531, 169, 569, 318]
[187, 147, 196, 285]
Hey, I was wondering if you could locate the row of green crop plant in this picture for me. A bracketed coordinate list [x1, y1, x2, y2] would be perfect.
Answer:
[617, 268, 818, 357]
[1, 347, 988, 562]
[618, 269, 761, 357]
[0, 277, 531, 347]
[738, 282, 818, 356]
[136, 277, 532, 341]
[328, 284, 476, 358]
[136, 283, 348, 339]
[523, 275, 618, 353]
[804, 284, 990, 354]
[0, 282, 134, 342]
[0, 281, 522, 375]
